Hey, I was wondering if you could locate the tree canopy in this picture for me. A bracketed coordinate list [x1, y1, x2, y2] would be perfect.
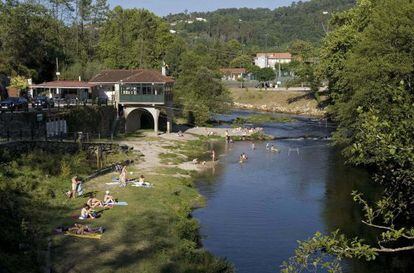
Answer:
[283, 0, 414, 271]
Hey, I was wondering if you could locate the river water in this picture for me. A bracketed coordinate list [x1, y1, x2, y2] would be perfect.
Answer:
[193, 111, 412, 273]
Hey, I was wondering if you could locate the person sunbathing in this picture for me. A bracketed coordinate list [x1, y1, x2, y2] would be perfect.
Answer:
[68, 223, 88, 235]
[139, 175, 148, 186]
[87, 197, 103, 208]
[80, 204, 95, 219]
[68, 223, 103, 235]
[104, 191, 115, 204]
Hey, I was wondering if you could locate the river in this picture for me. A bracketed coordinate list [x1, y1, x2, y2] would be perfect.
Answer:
[193, 110, 412, 273]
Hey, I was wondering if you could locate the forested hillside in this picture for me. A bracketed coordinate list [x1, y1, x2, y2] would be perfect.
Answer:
[165, 0, 356, 49]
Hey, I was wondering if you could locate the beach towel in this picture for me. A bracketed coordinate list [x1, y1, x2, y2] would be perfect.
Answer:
[106, 182, 120, 185]
[106, 201, 128, 206]
[112, 177, 137, 182]
[131, 182, 153, 188]
[65, 231, 102, 239]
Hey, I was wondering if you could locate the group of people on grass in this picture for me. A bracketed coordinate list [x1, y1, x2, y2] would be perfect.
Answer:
[79, 190, 116, 220]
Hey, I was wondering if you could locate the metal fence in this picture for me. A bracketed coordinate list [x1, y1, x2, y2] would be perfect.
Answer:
[0, 130, 118, 144]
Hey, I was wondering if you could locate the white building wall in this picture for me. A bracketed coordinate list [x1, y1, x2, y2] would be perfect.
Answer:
[254, 56, 292, 69]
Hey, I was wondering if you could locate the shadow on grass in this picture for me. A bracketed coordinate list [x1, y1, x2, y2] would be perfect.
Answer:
[52, 210, 175, 272]
[287, 92, 315, 104]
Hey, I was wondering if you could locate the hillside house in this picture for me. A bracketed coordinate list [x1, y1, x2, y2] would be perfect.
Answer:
[254, 53, 292, 69]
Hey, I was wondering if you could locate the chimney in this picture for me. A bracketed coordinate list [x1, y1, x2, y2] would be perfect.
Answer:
[161, 61, 167, 76]
[78, 76, 82, 82]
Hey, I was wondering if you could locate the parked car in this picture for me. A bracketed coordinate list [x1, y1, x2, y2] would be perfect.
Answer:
[32, 96, 54, 109]
[0, 97, 28, 111]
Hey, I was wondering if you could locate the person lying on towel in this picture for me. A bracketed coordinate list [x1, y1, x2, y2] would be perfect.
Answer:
[68, 223, 104, 235]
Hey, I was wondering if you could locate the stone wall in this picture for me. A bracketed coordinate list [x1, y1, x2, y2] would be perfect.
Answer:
[0, 106, 118, 139]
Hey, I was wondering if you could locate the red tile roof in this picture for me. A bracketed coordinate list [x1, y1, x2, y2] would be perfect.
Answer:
[89, 69, 174, 84]
[219, 68, 247, 74]
[89, 69, 143, 83]
[122, 70, 175, 83]
[31, 81, 96, 89]
[256, 52, 292, 59]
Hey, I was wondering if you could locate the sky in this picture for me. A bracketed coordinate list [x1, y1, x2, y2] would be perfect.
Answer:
[108, 0, 297, 16]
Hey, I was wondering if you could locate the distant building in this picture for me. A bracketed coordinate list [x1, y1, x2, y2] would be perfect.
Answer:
[195, 17, 207, 22]
[219, 68, 247, 81]
[254, 53, 292, 69]
[169, 29, 177, 34]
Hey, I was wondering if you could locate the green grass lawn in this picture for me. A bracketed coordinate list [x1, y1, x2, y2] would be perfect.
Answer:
[47, 141, 233, 273]
[1, 137, 233, 273]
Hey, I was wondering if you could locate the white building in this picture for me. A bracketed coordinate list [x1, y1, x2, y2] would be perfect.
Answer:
[254, 53, 292, 69]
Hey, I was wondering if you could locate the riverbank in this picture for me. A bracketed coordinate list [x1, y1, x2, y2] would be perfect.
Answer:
[50, 130, 235, 272]
[230, 88, 327, 117]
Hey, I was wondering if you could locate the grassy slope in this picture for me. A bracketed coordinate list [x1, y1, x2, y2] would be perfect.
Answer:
[230, 88, 326, 116]
[50, 138, 232, 273]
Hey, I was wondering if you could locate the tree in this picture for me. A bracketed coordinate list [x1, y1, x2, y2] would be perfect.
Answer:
[9, 76, 28, 95]
[98, 7, 173, 69]
[283, 1, 414, 271]
[229, 54, 253, 69]
[287, 40, 322, 101]
[254, 67, 275, 85]
[175, 52, 232, 125]
[0, 2, 66, 81]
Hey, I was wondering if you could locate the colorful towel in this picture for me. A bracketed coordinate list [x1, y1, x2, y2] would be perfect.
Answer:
[65, 231, 102, 239]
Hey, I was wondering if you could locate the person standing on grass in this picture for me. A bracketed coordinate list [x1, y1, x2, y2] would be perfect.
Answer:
[69, 176, 80, 198]
[119, 166, 127, 187]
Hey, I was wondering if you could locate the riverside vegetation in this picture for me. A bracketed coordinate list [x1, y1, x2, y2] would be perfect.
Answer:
[282, 0, 414, 272]
[0, 137, 233, 273]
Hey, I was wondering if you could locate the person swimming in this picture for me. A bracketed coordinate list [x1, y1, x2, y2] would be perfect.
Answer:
[239, 153, 248, 163]
[270, 145, 279, 152]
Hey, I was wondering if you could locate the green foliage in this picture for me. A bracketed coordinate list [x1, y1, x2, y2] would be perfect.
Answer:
[284, 0, 414, 271]
[254, 67, 275, 83]
[281, 231, 377, 273]
[165, 0, 356, 49]
[9, 76, 29, 91]
[229, 54, 254, 70]
[175, 63, 232, 125]
[0, 2, 66, 81]
[98, 6, 173, 69]
[0, 150, 94, 272]
[287, 40, 322, 96]
[61, 60, 105, 81]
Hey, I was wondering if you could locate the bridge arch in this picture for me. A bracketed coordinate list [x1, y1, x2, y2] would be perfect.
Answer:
[124, 107, 160, 133]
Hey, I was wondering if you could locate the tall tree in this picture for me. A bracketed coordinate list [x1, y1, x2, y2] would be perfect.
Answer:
[0, 1, 66, 81]
[98, 6, 173, 69]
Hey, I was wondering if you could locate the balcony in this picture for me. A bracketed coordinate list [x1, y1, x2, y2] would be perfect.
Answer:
[118, 93, 166, 104]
